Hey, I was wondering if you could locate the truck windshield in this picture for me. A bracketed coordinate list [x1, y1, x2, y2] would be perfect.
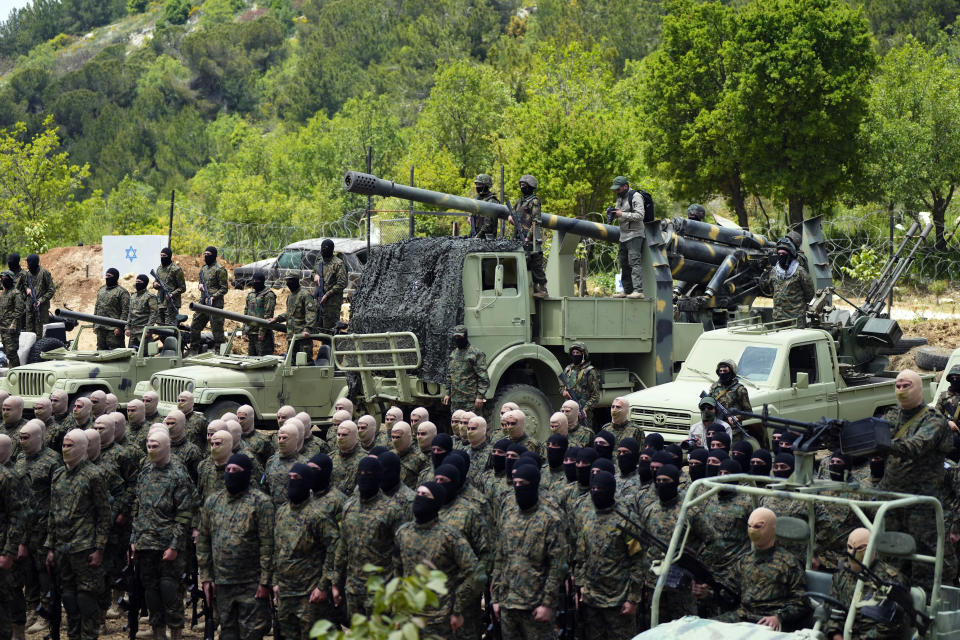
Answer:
[680, 341, 779, 385]
[737, 346, 778, 382]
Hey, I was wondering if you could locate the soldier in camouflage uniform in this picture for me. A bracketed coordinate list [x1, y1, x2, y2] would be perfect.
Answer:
[44, 429, 111, 640]
[271, 275, 316, 360]
[760, 236, 815, 327]
[154, 247, 186, 326]
[132, 430, 195, 640]
[293, 411, 326, 457]
[312, 239, 347, 333]
[242, 273, 276, 356]
[562, 400, 595, 449]
[273, 463, 338, 640]
[331, 421, 362, 496]
[94, 268, 130, 350]
[1, 438, 29, 640]
[306, 453, 346, 525]
[391, 421, 430, 490]
[512, 174, 548, 299]
[470, 174, 500, 239]
[125, 399, 148, 453]
[237, 405, 273, 468]
[442, 325, 489, 414]
[937, 364, 960, 432]
[263, 425, 304, 506]
[491, 463, 566, 639]
[0, 272, 24, 368]
[357, 414, 389, 452]
[599, 397, 643, 448]
[126, 274, 158, 350]
[574, 470, 642, 640]
[397, 481, 483, 638]
[189, 246, 229, 353]
[710, 507, 807, 631]
[502, 410, 545, 462]
[465, 416, 492, 486]
[197, 453, 274, 640]
[177, 392, 208, 451]
[708, 359, 763, 444]
[23, 254, 55, 334]
[0, 396, 26, 460]
[559, 343, 600, 429]
[165, 411, 203, 485]
[196, 429, 232, 506]
[331, 457, 407, 616]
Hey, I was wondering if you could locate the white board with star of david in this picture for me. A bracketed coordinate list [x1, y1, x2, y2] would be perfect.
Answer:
[102, 235, 168, 278]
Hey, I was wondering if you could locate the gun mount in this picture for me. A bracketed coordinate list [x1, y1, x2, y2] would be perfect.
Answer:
[188, 302, 288, 334]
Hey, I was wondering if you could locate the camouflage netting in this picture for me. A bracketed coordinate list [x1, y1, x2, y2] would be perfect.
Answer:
[350, 236, 523, 384]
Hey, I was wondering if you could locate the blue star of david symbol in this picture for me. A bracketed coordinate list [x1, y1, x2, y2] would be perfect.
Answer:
[124, 246, 137, 263]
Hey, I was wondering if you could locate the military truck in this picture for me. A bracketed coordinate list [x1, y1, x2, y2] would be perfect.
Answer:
[133, 304, 348, 427]
[0, 309, 183, 409]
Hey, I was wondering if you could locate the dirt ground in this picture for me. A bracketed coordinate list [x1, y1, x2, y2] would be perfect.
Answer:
[888, 318, 960, 375]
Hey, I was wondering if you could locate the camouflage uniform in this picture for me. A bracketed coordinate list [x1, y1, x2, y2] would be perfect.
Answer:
[762, 262, 815, 327]
[330, 444, 361, 496]
[300, 432, 328, 457]
[813, 491, 862, 571]
[190, 261, 229, 347]
[273, 500, 337, 640]
[242, 430, 275, 469]
[466, 442, 492, 488]
[52, 416, 92, 456]
[491, 499, 567, 640]
[23, 266, 55, 333]
[185, 410, 209, 451]
[438, 493, 492, 638]
[396, 446, 430, 491]
[636, 496, 696, 622]
[511, 432, 546, 462]
[599, 420, 643, 448]
[708, 362, 757, 443]
[263, 452, 305, 507]
[470, 188, 500, 239]
[559, 343, 601, 427]
[312, 255, 347, 333]
[0, 463, 29, 640]
[936, 388, 960, 425]
[155, 261, 186, 326]
[382, 482, 415, 520]
[170, 438, 204, 484]
[0, 418, 25, 459]
[514, 191, 547, 288]
[275, 288, 316, 359]
[0, 286, 24, 368]
[131, 459, 195, 630]
[717, 544, 807, 627]
[43, 460, 111, 640]
[396, 519, 483, 637]
[332, 491, 406, 616]
[15, 447, 60, 618]
[126, 289, 158, 349]
[311, 486, 347, 526]
[444, 337, 490, 414]
[196, 487, 275, 640]
[567, 425, 595, 449]
[243, 288, 277, 357]
[196, 458, 227, 507]
[127, 420, 149, 453]
[827, 559, 909, 639]
[93, 282, 130, 350]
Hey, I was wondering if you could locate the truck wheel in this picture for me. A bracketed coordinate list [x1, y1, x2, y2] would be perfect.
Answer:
[878, 337, 927, 356]
[914, 346, 952, 371]
[27, 337, 66, 364]
[492, 384, 553, 442]
[205, 399, 242, 422]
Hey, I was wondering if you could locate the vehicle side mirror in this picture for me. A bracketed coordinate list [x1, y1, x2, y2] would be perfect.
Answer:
[495, 263, 504, 296]
[295, 352, 308, 366]
[795, 371, 809, 389]
[146, 342, 159, 357]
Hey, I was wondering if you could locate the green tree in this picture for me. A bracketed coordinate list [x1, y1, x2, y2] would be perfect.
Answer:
[164, 0, 191, 25]
[859, 39, 960, 249]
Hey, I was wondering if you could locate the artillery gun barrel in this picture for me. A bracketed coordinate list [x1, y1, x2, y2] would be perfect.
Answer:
[54, 308, 126, 329]
[343, 170, 621, 243]
[188, 303, 287, 333]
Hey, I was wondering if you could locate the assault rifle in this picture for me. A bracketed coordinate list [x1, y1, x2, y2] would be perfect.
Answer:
[559, 371, 589, 428]
[35, 567, 61, 640]
[484, 582, 502, 640]
[844, 552, 930, 634]
[699, 391, 752, 443]
[314, 263, 324, 316]
[199, 270, 211, 306]
[615, 508, 740, 607]
[557, 578, 584, 640]
[26, 272, 39, 317]
[269, 597, 284, 640]
[150, 269, 180, 322]
[117, 556, 145, 640]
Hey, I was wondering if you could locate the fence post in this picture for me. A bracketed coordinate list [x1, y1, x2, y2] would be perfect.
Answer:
[409, 166, 415, 239]
[888, 209, 894, 314]
[499, 165, 506, 238]
[168, 190, 175, 251]
[366, 146, 373, 254]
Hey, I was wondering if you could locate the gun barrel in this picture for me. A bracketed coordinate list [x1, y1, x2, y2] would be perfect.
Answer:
[54, 308, 126, 329]
[343, 170, 623, 243]
[188, 302, 287, 333]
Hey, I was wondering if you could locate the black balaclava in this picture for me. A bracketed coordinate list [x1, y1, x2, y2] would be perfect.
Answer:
[777, 249, 790, 269]
[414, 481, 445, 524]
[576, 447, 598, 487]
[105, 267, 119, 288]
[432, 433, 453, 468]
[949, 369, 960, 393]
[770, 430, 784, 455]
[379, 451, 402, 493]
[286, 275, 300, 293]
[493, 438, 511, 474]
[773, 452, 795, 479]
[571, 349, 583, 365]
[869, 456, 885, 480]
[309, 453, 332, 494]
[252, 273, 266, 293]
[645, 433, 664, 451]
[0, 273, 12, 290]
[204, 246, 218, 266]
[618, 437, 640, 476]
[828, 450, 849, 482]
[225, 453, 253, 495]
[594, 430, 615, 459]
[434, 463, 462, 505]
[518, 450, 542, 470]
[452, 326, 468, 349]
[720, 458, 742, 475]
[731, 440, 753, 470]
[717, 364, 735, 385]
[778, 434, 794, 454]
[706, 449, 728, 477]
[26, 253, 39, 274]
[288, 462, 313, 504]
[665, 443, 683, 466]
[638, 447, 654, 483]
[513, 463, 540, 510]
[590, 469, 616, 510]
[7, 252, 19, 272]
[687, 447, 708, 482]
[651, 450, 674, 476]
[160, 247, 173, 267]
[135, 274, 149, 292]
[505, 442, 528, 481]
[656, 464, 680, 503]
[356, 456, 383, 500]
[750, 449, 772, 477]
[447, 450, 471, 490]
[709, 432, 731, 453]
[320, 239, 335, 261]
[592, 458, 616, 479]
[369, 446, 389, 457]
[563, 446, 580, 482]
[547, 434, 569, 470]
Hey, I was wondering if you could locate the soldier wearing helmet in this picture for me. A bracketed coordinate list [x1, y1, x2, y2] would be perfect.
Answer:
[513, 174, 548, 299]
[471, 174, 500, 240]
[686, 203, 706, 222]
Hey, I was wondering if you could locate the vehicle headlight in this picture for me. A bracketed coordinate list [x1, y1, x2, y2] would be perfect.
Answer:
[151, 376, 159, 389]
[6, 371, 16, 385]
[46, 373, 55, 386]
[186, 382, 194, 392]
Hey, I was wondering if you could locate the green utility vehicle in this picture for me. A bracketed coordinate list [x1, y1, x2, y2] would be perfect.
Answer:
[0, 309, 182, 408]
[133, 312, 348, 426]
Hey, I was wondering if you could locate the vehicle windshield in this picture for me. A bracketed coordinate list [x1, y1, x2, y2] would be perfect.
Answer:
[276, 250, 314, 269]
[679, 340, 779, 385]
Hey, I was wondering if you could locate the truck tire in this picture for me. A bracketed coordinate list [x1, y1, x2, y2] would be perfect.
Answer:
[914, 346, 952, 371]
[492, 383, 552, 442]
[205, 399, 242, 422]
[878, 337, 927, 356]
[27, 337, 66, 364]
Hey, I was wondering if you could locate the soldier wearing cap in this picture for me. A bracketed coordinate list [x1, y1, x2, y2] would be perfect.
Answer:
[471, 174, 499, 239]
[610, 176, 647, 299]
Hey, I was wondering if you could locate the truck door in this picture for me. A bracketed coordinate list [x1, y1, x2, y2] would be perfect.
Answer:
[776, 341, 839, 421]
[462, 254, 529, 357]
[283, 342, 336, 417]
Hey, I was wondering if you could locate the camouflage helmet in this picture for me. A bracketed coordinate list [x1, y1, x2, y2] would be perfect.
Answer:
[474, 174, 493, 188]
[686, 204, 706, 221]
[776, 237, 798, 259]
[519, 174, 538, 189]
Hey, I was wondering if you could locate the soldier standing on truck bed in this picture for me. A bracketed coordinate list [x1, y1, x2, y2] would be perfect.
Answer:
[243, 273, 276, 356]
[0, 271, 24, 368]
[312, 239, 347, 334]
[271, 274, 316, 360]
[511, 175, 548, 299]
[610, 176, 647, 300]
[154, 247, 186, 326]
[760, 236, 815, 328]
[442, 325, 490, 415]
[189, 246, 229, 355]
[126, 274, 158, 350]
[94, 267, 129, 350]
[471, 174, 499, 240]
[24, 253, 56, 334]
